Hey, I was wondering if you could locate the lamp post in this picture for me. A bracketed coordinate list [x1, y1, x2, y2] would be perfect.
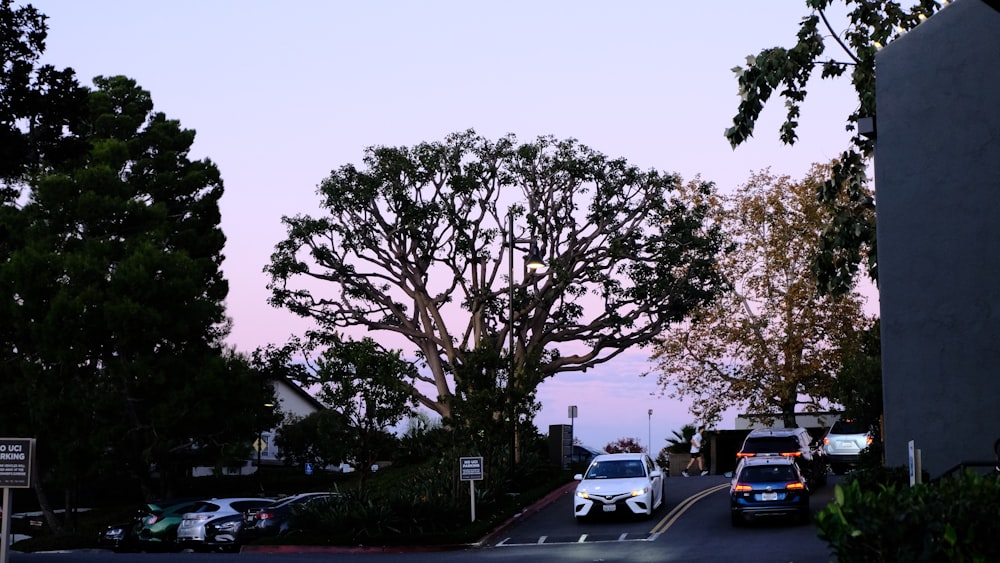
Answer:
[507, 211, 544, 473]
[648, 409, 653, 454]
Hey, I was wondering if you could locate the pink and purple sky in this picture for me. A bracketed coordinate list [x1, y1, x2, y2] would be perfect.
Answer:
[33, 1, 873, 452]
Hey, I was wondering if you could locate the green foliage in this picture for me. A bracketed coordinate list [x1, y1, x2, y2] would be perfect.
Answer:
[726, 0, 941, 295]
[816, 470, 1000, 562]
[666, 424, 697, 454]
[0, 0, 88, 190]
[831, 318, 882, 431]
[308, 337, 417, 490]
[1, 67, 248, 525]
[445, 342, 541, 488]
[285, 454, 567, 546]
[275, 410, 353, 469]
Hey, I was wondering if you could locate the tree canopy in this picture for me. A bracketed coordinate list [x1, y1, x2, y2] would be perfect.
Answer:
[0, 0, 88, 193]
[725, 0, 941, 296]
[1, 69, 268, 523]
[651, 165, 873, 426]
[266, 130, 725, 423]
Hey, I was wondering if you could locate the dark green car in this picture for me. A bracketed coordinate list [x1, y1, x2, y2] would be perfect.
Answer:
[135, 500, 202, 551]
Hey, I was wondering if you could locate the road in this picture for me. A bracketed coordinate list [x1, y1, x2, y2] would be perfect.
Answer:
[9, 475, 839, 563]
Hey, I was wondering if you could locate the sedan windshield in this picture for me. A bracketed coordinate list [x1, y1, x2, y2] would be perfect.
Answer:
[584, 460, 646, 479]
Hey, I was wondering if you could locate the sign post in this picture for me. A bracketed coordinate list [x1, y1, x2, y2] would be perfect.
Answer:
[1, 438, 36, 563]
[459, 457, 484, 522]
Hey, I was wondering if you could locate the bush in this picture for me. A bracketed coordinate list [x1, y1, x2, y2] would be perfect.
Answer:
[273, 453, 568, 546]
[816, 470, 1000, 562]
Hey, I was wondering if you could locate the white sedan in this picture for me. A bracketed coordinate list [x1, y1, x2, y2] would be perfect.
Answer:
[573, 452, 664, 520]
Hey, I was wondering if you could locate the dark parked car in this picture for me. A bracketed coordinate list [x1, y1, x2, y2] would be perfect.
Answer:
[202, 513, 245, 551]
[98, 508, 146, 552]
[730, 455, 810, 526]
[737, 428, 827, 490]
[570, 444, 606, 466]
[135, 499, 203, 551]
[98, 500, 197, 552]
[238, 492, 343, 543]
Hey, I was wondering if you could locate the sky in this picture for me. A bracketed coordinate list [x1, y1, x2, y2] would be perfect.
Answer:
[31, 0, 871, 454]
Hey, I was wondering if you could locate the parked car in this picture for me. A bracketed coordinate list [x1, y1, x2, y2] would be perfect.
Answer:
[730, 455, 810, 526]
[573, 452, 664, 520]
[737, 428, 827, 489]
[175, 498, 273, 552]
[201, 513, 245, 551]
[823, 418, 873, 474]
[238, 492, 343, 543]
[97, 506, 147, 552]
[97, 500, 194, 552]
[570, 444, 606, 466]
[135, 499, 203, 551]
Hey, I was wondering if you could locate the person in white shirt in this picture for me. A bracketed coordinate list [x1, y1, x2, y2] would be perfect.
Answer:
[682, 426, 709, 476]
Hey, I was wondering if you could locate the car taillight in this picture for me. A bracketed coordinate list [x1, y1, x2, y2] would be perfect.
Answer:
[866, 436, 873, 445]
[823, 437, 830, 445]
[785, 482, 805, 490]
[257, 511, 275, 520]
[734, 483, 752, 492]
[736, 452, 755, 458]
[780, 451, 802, 457]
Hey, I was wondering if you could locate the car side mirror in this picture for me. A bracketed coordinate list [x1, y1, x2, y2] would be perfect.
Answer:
[573, 473, 584, 481]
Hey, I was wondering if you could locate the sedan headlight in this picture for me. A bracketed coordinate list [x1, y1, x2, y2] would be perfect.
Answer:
[577, 491, 590, 499]
[631, 487, 649, 497]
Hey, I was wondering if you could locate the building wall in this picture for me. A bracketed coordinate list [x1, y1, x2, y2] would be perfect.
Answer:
[875, 0, 1000, 476]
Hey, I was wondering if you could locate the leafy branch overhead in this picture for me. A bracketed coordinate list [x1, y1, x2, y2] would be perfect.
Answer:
[725, 0, 941, 296]
[266, 130, 725, 421]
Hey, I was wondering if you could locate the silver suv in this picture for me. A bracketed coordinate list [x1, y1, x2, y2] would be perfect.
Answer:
[822, 419, 873, 475]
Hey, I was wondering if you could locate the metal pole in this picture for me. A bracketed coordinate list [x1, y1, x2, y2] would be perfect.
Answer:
[508, 211, 516, 475]
[1, 487, 11, 563]
[648, 409, 653, 454]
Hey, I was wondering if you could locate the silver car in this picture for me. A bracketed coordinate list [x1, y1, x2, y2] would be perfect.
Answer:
[823, 419, 873, 474]
[175, 497, 272, 551]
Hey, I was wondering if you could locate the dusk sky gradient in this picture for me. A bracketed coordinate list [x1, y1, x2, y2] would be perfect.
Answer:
[33, 1, 874, 453]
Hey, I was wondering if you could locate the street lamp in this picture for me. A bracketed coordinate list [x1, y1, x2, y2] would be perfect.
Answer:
[648, 409, 653, 454]
[508, 210, 544, 472]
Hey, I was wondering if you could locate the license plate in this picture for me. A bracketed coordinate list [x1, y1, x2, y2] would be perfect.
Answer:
[761, 492, 778, 501]
[838, 440, 854, 448]
[602, 504, 616, 512]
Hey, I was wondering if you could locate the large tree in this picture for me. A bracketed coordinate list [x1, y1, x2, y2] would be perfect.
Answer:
[725, 0, 942, 296]
[1, 73, 265, 526]
[267, 130, 725, 425]
[651, 165, 872, 427]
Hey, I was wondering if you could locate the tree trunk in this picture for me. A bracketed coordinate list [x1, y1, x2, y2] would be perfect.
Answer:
[34, 484, 66, 536]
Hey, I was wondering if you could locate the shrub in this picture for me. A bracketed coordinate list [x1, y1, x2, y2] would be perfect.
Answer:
[816, 470, 1000, 562]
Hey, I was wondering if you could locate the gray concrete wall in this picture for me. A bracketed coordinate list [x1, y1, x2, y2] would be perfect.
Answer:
[875, 0, 1000, 476]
